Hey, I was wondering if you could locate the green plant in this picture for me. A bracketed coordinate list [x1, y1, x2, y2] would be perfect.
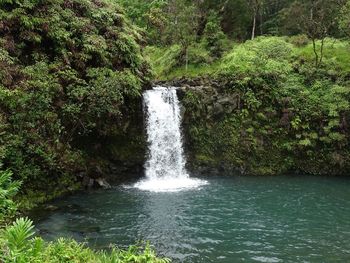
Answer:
[146, 45, 182, 76]
[186, 44, 212, 65]
[288, 34, 310, 47]
[0, 169, 21, 222]
[220, 37, 293, 83]
[0, 0, 151, 206]
[0, 218, 170, 263]
[339, 1, 350, 37]
[1, 217, 34, 252]
[178, 36, 350, 176]
[202, 11, 228, 58]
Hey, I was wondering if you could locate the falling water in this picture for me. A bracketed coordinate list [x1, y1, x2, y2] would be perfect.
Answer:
[134, 87, 207, 192]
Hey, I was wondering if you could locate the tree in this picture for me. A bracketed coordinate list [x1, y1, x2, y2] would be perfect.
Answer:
[250, 0, 263, 39]
[203, 11, 227, 58]
[163, 0, 200, 69]
[339, 0, 350, 37]
[144, 1, 168, 45]
[286, 0, 346, 67]
[199, 0, 251, 39]
[261, 0, 296, 35]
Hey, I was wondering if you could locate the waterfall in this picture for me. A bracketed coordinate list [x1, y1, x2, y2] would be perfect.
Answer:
[134, 87, 207, 192]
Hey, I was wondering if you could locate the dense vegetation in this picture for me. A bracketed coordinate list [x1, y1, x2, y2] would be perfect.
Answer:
[0, 0, 349, 261]
[132, 0, 350, 176]
[119, 0, 349, 69]
[0, 217, 168, 262]
[0, 217, 168, 263]
[180, 37, 350, 175]
[0, 0, 168, 261]
[0, 0, 151, 206]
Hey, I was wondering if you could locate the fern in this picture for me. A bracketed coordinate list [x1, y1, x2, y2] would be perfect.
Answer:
[0, 219, 170, 262]
[0, 169, 21, 221]
[3, 217, 35, 251]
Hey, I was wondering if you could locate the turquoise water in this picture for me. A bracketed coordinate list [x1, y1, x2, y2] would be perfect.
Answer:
[34, 175, 350, 262]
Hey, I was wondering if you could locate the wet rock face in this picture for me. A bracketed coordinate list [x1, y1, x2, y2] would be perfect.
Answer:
[77, 97, 147, 187]
[177, 84, 241, 122]
[81, 80, 242, 186]
[155, 76, 350, 176]
[173, 80, 243, 174]
[102, 100, 147, 184]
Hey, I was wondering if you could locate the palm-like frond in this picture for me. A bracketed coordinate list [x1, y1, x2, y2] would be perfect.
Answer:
[0, 170, 21, 197]
[3, 217, 35, 251]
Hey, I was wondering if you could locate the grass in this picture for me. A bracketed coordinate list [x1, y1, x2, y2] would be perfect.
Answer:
[145, 37, 350, 81]
[144, 40, 236, 81]
[295, 38, 350, 73]
[162, 61, 222, 80]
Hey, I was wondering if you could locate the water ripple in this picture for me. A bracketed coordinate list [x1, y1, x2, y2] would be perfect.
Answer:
[34, 175, 350, 262]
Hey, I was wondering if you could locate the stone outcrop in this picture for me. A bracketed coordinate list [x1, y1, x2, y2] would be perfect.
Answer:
[177, 85, 240, 121]
[77, 98, 147, 188]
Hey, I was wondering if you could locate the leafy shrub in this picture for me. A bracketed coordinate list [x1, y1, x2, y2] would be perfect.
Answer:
[0, 169, 20, 223]
[0, 0, 151, 202]
[288, 34, 310, 47]
[148, 45, 182, 75]
[220, 37, 293, 82]
[339, 1, 350, 37]
[202, 11, 228, 58]
[186, 44, 212, 65]
[0, 218, 170, 263]
[181, 37, 350, 175]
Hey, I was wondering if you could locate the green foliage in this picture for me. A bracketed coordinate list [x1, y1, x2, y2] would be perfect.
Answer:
[163, 0, 199, 48]
[145, 43, 213, 78]
[339, 1, 350, 37]
[117, 0, 168, 45]
[287, 34, 310, 47]
[220, 37, 293, 81]
[0, 0, 151, 204]
[0, 169, 20, 223]
[0, 218, 170, 263]
[119, 0, 346, 48]
[186, 44, 212, 65]
[295, 38, 350, 75]
[180, 36, 350, 176]
[152, 36, 350, 81]
[280, 0, 346, 67]
[145, 45, 182, 77]
[202, 11, 228, 58]
[118, 0, 200, 46]
[1, 217, 35, 253]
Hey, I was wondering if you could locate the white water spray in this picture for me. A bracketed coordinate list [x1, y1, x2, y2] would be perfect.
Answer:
[134, 87, 207, 192]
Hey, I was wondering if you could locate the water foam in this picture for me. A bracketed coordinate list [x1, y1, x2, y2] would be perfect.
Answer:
[133, 87, 207, 192]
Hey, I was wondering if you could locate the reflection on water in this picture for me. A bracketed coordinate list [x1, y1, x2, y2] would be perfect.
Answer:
[34, 175, 350, 262]
[136, 192, 194, 261]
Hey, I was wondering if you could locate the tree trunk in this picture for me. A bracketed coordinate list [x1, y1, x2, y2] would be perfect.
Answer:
[185, 47, 189, 71]
[251, 0, 260, 40]
[319, 37, 325, 66]
[251, 13, 256, 40]
[260, 1, 263, 35]
[312, 38, 319, 67]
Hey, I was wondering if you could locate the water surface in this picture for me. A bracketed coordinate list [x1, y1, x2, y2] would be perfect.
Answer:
[34, 175, 350, 262]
